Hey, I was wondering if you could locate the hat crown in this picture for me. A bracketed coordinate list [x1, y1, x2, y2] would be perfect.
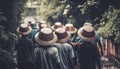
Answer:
[55, 28, 69, 40]
[40, 20, 47, 24]
[20, 24, 28, 28]
[81, 26, 95, 38]
[78, 26, 97, 42]
[31, 22, 36, 24]
[41, 28, 52, 34]
[56, 28, 65, 33]
[65, 23, 73, 26]
[84, 22, 92, 26]
[55, 22, 62, 25]
[19, 24, 29, 32]
[83, 26, 94, 32]
[17, 23, 32, 35]
[35, 27, 57, 46]
[54, 22, 63, 29]
[38, 28, 54, 41]
[41, 24, 48, 28]
[38, 21, 48, 27]
[65, 23, 75, 31]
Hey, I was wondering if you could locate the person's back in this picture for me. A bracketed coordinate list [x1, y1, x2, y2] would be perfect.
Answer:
[54, 43, 74, 69]
[77, 25, 101, 69]
[29, 45, 60, 69]
[28, 27, 61, 69]
[78, 42, 101, 69]
[17, 35, 33, 69]
[54, 28, 75, 69]
[16, 23, 33, 69]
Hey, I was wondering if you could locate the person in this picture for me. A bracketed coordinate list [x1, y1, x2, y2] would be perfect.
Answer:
[83, 22, 103, 56]
[29, 27, 61, 69]
[64, 23, 81, 69]
[64, 23, 79, 45]
[16, 23, 33, 69]
[77, 26, 101, 69]
[28, 21, 38, 44]
[54, 28, 75, 69]
[38, 23, 49, 31]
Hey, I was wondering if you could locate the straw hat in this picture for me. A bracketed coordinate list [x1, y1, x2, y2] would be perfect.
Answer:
[52, 22, 64, 30]
[17, 23, 32, 35]
[83, 22, 92, 26]
[37, 23, 49, 31]
[40, 24, 48, 28]
[38, 20, 48, 27]
[35, 27, 58, 46]
[55, 28, 71, 43]
[40, 20, 47, 24]
[77, 26, 97, 42]
[65, 23, 77, 34]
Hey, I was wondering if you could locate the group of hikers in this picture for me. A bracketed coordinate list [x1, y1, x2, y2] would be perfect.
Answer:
[16, 20, 103, 69]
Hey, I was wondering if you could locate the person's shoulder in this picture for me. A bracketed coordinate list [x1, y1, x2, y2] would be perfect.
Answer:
[47, 46, 58, 52]
[53, 43, 61, 46]
[63, 43, 73, 48]
[63, 43, 71, 46]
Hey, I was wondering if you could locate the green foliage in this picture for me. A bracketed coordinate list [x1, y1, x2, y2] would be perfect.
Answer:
[0, 26, 18, 52]
[0, 26, 17, 69]
[10, 0, 27, 32]
[0, 0, 27, 68]
[36, 0, 65, 21]
[65, 0, 100, 28]
[0, 1, 29, 69]
[98, 6, 120, 43]
[0, 49, 15, 69]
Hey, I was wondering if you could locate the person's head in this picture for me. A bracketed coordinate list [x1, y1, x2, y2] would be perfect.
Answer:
[55, 28, 71, 43]
[38, 20, 48, 26]
[17, 23, 32, 36]
[77, 25, 97, 42]
[38, 23, 49, 31]
[30, 22, 37, 29]
[65, 23, 77, 37]
[35, 27, 58, 46]
[28, 21, 32, 25]
[52, 22, 64, 30]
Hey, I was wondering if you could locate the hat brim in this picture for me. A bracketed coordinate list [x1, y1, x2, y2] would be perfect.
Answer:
[17, 26, 32, 35]
[77, 28, 97, 42]
[35, 32, 58, 46]
[67, 28, 77, 34]
[57, 32, 71, 43]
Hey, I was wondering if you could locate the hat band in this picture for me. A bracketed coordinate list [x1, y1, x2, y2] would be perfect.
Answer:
[66, 26, 75, 31]
[81, 29, 95, 38]
[39, 32, 54, 41]
[54, 25, 63, 29]
[56, 32, 68, 40]
[19, 27, 29, 32]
